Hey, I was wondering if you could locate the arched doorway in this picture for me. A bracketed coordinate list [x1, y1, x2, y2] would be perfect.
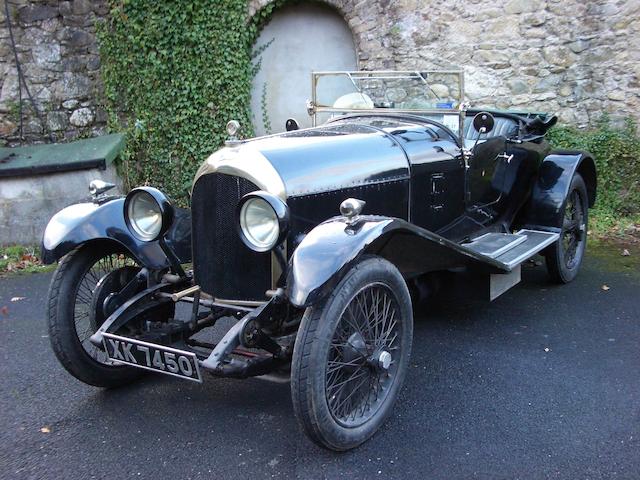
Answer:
[250, 2, 357, 136]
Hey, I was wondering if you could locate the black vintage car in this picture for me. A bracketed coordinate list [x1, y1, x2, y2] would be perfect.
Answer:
[42, 71, 596, 451]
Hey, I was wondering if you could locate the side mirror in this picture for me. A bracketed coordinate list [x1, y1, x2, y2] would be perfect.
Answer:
[472, 112, 495, 134]
[285, 118, 300, 131]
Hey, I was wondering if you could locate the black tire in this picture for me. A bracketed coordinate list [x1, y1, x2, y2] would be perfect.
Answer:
[291, 256, 413, 451]
[545, 173, 589, 283]
[47, 245, 144, 388]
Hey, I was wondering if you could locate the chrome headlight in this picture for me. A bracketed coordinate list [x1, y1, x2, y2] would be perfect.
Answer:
[238, 191, 289, 252]
[124, 187, 174, 242]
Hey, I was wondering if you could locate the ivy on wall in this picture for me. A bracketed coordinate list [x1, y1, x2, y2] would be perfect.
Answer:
[548, 116, 640, 227]
[98, 1, 261, 203]
[549, 115, 640, 216]
[97, 0, 298, 203]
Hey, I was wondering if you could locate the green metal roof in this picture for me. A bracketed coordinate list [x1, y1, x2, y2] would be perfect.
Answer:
[0, 133, 125, 178]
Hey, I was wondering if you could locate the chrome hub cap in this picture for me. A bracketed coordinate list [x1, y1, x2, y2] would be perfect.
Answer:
[376, 350, 392, 371]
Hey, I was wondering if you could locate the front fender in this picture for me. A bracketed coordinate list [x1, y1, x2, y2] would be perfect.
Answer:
[285, 216, 507, 308]
[518, 151, 596, 231]
[41, 197, 191, 268]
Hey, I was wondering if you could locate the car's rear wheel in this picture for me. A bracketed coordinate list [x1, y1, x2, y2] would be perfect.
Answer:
[545, 173, 589, 283]
[47, 244, 148, 388]
[291, 256, 413, 451]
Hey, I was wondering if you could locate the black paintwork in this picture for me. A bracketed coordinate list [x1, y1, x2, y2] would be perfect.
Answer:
[252, 123, 410, 198]
[41, 197, 191, 267]
[261, 112, 595, 306]
[41, 110, 596, 309]
[517, 150, 597, 231]
[286, 215, 510, 308]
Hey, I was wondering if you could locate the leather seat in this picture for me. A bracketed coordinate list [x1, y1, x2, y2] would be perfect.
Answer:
[463, 116, 519, 141]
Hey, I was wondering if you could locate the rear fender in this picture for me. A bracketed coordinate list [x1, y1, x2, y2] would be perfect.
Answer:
[285, 216, 506, 308]
[517, 151, 596, 231]
[41, 197, 191, 268]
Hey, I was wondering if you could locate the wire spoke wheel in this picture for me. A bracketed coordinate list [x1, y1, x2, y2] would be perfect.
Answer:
[561, 189, 586, 270]
[326, 283, 401, 427]
[72, 253, 139, 365]
[545, 173, 589, 284]
[47, 245, 152, 388]
[291, 256, 413, 451]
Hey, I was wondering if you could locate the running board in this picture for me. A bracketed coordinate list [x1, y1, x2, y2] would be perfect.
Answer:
[461, 229, 559, 301]
[463, 232, 527, 258]
[494, 229, 559, 270]
[463, 229, 559, 271]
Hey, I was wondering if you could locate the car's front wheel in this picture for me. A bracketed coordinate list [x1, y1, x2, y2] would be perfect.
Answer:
[291, 256, 413, 451]
[47, 245, 149, 387]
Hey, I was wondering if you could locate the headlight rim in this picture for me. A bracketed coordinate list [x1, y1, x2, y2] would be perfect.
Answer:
[124, 187, 174, 242]
[237, 191, 289, 253]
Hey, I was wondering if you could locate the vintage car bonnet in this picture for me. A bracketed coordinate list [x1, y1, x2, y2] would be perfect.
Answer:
[193, 123, 412, 200]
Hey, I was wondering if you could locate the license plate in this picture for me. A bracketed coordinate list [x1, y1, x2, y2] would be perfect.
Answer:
[102, 333, 202, 383]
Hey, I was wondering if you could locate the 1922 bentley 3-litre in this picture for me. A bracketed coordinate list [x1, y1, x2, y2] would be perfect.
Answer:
[43, 71, 596, 451]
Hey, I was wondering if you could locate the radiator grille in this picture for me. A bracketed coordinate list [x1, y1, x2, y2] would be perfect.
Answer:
[191, 173, 271, 300]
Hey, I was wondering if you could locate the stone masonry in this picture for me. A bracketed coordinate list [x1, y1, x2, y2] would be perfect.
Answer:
[1, 0, 639, 146]
[250, 0, 640, 128]
[0, 0, 108, 146]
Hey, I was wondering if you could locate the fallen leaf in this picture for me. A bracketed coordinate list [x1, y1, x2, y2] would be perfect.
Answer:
[601, 285, 610, 291]
[10, 296, 25, 302]
[40, 426, 50, 433]
[0, 306, 8, 316]
[622, 249, 630, 256]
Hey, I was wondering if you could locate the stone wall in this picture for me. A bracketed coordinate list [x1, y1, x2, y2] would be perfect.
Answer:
[0, 0, 108, 146]
[1, 0, 639, 146]
[0, 163, 120, 245]
[249, 0, 640, 128]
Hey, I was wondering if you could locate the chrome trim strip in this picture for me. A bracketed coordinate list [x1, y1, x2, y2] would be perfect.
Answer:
[192, 144, 287, 200]
[214, 297, 267, 307]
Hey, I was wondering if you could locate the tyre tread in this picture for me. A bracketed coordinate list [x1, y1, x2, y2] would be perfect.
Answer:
[46, 246, 142, 388]
[291, 257, 412, 451]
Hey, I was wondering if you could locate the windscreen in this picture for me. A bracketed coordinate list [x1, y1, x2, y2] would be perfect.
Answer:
[312, 71, 464, 133]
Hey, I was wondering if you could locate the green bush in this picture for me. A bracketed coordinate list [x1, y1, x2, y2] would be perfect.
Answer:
[548, 117, 640, 218]
[97, 0, 262, 205]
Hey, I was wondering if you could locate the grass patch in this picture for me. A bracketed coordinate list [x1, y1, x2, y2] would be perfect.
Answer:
[587, 235, 640, 277]
[0, 245, 56, 276]
[590, 210, 640, 241]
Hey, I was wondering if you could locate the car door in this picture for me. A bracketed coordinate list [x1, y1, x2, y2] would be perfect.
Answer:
[466, 127, 550, 227]
[391, 125, 466, 232]
[466, 135, 509, 214]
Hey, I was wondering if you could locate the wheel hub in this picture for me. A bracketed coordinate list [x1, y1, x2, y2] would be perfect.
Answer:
[341, 332, 368, 370]
[375, 350, 392, 371]
[89, 266, 139, 330]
